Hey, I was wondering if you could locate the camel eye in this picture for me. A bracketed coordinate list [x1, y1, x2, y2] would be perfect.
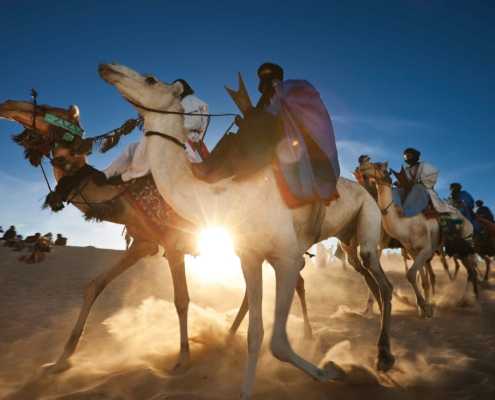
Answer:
[145, 76, 158, 85]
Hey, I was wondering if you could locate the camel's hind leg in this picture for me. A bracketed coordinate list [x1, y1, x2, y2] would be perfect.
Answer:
[229, 273, 313, 340]
[459, 254, 480, 302]
[269, 254, 345, 386]
[43, 240, 158, 373]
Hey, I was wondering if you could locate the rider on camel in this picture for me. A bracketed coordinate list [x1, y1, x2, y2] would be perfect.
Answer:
[193, 62, 340, 204]
[394, 148, 451, 216]
[475, 200, 494, 223]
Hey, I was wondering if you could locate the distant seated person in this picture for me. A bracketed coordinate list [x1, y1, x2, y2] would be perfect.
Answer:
[1, 225, 17, 241]
[20, 235, 52, 264]
[448, 183, 475, 221]
[54, 233, 68, 246]
[12, 235, 26, 251]
[43, 232, 54, 244]
[25, 232, 41, 244]
[475, 200, 494, 223]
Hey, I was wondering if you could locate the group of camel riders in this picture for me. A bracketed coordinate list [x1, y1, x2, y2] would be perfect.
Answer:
[356, 148, 494, 247]
[32, 61, 494, 245]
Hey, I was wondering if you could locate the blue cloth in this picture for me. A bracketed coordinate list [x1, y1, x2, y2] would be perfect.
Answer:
[392, 184, 430, 217]
[456, 190, 480, 232]
[267, 80, 340, 202]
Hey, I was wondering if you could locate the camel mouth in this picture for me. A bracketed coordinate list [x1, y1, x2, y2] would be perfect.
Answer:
[98, 63, 124, 84]
[0, 101, 17, 120]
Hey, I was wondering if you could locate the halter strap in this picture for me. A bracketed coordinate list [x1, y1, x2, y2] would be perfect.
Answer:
[145, 131, 186, 149]
[126, 97, 238, 118]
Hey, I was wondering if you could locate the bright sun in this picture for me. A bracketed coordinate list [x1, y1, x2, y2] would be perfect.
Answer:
[186, 227, 242, 285]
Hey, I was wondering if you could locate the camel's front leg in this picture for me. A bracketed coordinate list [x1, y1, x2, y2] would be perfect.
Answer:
[43, 240, 158, 373]
[166, 250, 190, 371]
[239, 254, 263, 400]
[406, 249, 434, 318]
[440, 250, 454, 281]
[270, 255, 344, 383]
[426, 260, 436, 296]
[229, 273, 313, 340]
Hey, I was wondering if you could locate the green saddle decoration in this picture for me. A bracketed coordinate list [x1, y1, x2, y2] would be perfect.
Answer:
[44, 113, 84, 142]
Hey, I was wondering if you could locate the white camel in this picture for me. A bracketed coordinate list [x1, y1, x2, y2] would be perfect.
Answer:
[98, 63, 395, 399]
[359, 161, 479, 316]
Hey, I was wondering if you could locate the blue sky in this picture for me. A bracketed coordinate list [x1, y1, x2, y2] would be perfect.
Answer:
[1, 1, 494, 248]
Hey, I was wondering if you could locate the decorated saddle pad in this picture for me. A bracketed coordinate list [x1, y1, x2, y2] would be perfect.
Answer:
[124, 175, 176, 234]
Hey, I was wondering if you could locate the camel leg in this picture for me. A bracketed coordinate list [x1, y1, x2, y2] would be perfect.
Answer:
[229, 273, 313, 340]
[459, 254, 479, 302]
[343, 242, 381, 314]
[453, 257, 461, 280]
[269, 255, 344, 384]
[401, 247, 409, 273]
[359, 245, 395, 372]
[419, 267, 431, 305]
[483, 256, 491, 282]
[229, 289, 248, 336]
[167, 250, 190, 371]
[426, 260, 436, 297]
[406, 249, 434, 318]
[239, 254, 264, 400]
[295, 275, 313, 340]
[43, 240, 158, 373]
[440, 250, 454, 281]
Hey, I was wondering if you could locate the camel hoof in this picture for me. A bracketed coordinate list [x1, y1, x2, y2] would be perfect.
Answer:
[42, 359, 72, 374]
[424, 304, 434, 318]
[319, 361, 346, 382]
[170, 354, 191, 375]
[377, 352, 395, 372]
[456, 298, 471, 308]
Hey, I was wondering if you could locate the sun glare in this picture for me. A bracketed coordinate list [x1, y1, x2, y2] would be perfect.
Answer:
[186, 227, 242, 285]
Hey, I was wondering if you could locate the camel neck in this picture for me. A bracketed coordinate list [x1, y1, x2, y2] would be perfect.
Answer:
[375, 183, 403, 236]
[143, 111, 218, 226]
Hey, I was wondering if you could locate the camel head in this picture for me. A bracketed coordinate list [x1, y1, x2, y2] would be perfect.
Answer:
[358, 161, 392, 186]
[0, 99, 86, 171]
[98, 63, 184, 118]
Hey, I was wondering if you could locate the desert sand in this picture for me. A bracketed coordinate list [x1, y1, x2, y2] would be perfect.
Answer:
[0, 245, 494, 399]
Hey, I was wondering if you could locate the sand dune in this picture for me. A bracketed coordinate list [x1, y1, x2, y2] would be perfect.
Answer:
[0, 245, 494, 399]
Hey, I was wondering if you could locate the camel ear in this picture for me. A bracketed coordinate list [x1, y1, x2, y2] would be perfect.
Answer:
[384, 161, 389, 169]
[172, 81, 184, 98]
[68, 105, 80, 122]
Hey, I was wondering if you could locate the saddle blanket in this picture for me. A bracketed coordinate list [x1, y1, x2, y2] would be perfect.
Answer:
[124, 175, 176, 235]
